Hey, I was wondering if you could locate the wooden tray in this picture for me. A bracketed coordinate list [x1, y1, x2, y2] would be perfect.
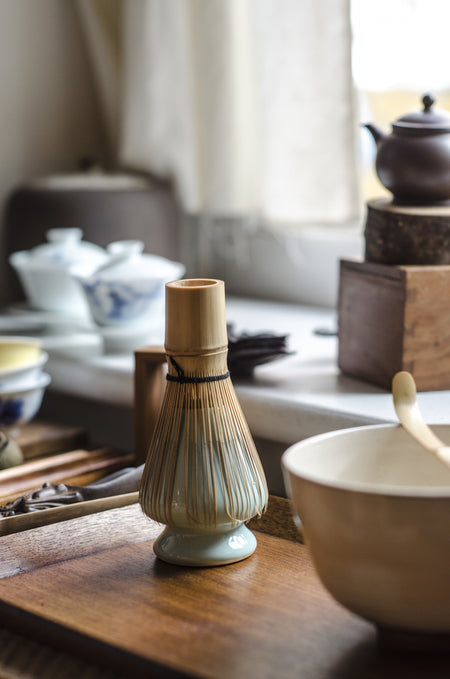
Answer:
[0, 498, 448, 679]
[0, 447, 136, 510]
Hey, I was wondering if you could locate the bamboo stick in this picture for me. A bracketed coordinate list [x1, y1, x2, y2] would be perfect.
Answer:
[0, 449, 134, 502]
[0, 491, 139, 537]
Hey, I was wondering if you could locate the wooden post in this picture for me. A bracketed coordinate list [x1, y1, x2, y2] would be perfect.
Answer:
[134, 346, 167, 465]
[364, 198, 450, 265]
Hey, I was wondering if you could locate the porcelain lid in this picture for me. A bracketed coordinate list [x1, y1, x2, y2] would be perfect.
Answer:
[14, 229, 107, 269]
[86, 240, 185, 282]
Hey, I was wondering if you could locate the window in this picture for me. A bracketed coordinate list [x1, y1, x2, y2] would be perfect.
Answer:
[352, 0, 450, 201]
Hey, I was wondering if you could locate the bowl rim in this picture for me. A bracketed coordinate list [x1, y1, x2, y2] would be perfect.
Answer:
[282, 423, 450, 498]
[78, 259, 186, 285]
[0, 336, 41, 347]
[0, 351, 48, 377]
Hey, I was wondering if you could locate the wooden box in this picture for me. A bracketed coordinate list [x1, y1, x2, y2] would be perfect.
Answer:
[338, 259, 450, 391]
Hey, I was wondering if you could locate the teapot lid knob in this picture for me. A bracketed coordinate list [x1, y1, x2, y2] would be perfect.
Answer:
[422, 93, 435, 112]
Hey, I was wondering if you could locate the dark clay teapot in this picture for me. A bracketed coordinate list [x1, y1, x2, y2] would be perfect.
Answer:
[364, 93, 450, 204]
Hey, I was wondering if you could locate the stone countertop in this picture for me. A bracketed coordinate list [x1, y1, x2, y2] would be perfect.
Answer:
[40, 296, 450, 447]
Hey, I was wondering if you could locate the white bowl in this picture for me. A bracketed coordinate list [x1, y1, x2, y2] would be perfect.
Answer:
[0, 372, 51, 426]
[9, 228, 108, 318]
[0, 350, 48, 390]
[282, 424, 450, 636]
[74, 243, 185, 327]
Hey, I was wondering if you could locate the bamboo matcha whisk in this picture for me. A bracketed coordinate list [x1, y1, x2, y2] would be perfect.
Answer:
[139, 278, 268, 566]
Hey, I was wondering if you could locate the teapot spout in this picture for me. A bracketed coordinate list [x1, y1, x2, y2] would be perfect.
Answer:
[362, 122, 385, 146]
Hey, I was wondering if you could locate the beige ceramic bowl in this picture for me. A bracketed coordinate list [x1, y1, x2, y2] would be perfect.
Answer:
[282, 424, 450, 636]
[0, 337, 41, 371]
[0, 350, 48, 390]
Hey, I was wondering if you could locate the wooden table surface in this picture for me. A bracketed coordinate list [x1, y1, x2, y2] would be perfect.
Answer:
[0, 499, 448, 679]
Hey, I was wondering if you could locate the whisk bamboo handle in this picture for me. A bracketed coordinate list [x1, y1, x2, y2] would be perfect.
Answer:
[165, 279, 228, 355]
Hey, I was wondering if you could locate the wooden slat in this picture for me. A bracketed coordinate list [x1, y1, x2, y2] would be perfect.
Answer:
[0, 492, 140, 541]
[134, 346, 167, 464]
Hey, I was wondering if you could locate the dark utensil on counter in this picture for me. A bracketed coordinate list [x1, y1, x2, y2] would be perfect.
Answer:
[227, 324, 291, 377]
[0, 464, 144, 516]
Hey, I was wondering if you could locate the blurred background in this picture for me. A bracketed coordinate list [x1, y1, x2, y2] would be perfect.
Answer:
[0, 0, 449, 311]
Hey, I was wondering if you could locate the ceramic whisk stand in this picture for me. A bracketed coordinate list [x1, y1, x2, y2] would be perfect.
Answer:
[139, 279, 268, 566]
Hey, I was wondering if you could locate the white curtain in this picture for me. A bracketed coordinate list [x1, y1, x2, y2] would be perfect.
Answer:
[78, 0, 359, 227]
[76, 0, 122, 156]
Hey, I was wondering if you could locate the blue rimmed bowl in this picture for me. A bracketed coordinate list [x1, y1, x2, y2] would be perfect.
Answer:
[72, 241, 185, 327]
[0, 372, 51, 425]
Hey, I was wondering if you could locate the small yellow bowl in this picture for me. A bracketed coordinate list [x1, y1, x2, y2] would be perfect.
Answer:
[0, 337, 42, 371]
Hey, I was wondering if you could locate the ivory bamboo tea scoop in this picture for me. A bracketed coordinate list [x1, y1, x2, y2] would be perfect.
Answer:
[392, 371, 450, 469]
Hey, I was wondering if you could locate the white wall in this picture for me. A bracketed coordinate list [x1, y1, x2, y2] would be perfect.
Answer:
[0, 0, 106, 306]
[216, 224, 364, 309]
[182, 216, 364, 309]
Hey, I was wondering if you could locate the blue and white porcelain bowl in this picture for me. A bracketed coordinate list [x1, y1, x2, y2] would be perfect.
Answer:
[73, 241, 185, 327]
[80, 277, 167, 327]
[0, 372, 51, 426]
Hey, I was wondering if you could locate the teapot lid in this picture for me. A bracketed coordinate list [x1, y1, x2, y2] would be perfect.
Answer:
[393, 94, 450, 131]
